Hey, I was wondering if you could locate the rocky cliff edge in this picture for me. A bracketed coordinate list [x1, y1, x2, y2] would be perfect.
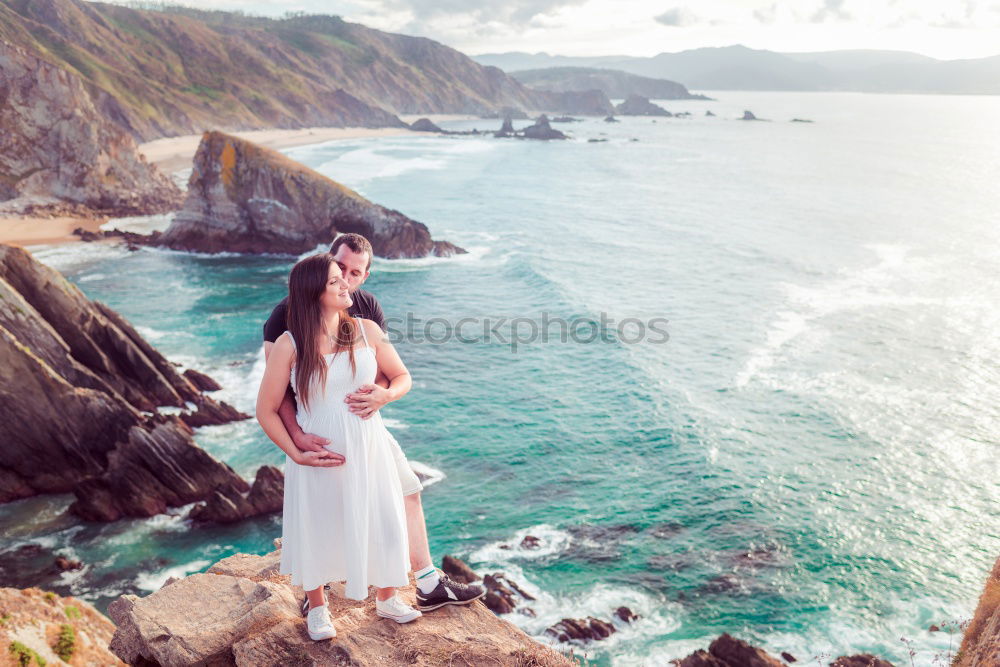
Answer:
[108, 547, 574, 666]
[957, 555, 1000, 667]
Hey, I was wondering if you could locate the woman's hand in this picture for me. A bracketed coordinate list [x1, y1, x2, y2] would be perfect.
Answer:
[293, 450, 346, 467]
[345, 383, 391, 419]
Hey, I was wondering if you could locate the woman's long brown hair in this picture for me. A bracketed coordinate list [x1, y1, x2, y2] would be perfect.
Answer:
[287, 253, 358, 411]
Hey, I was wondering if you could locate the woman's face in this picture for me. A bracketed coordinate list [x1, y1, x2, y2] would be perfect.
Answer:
[320, 261, 352, 312]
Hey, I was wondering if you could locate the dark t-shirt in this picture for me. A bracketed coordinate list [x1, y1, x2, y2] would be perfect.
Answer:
[262, 288, 386, 343]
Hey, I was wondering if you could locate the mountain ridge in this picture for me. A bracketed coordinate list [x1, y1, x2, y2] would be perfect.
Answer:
[0, 0, 552, 141]
[474, 45, 1000, 94]
[512, 66, 710, 100]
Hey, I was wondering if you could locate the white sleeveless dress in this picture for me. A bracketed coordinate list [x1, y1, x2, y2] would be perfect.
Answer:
[279, 320, 409, 599]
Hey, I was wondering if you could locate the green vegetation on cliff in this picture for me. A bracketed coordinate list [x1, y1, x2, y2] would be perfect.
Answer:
[0, 0, 543, 140]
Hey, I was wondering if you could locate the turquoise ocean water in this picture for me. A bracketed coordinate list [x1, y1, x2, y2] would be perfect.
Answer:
[2, 92, 998, 665]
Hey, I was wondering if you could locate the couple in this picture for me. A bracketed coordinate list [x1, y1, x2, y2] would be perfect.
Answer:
[256, 234, 484, 641]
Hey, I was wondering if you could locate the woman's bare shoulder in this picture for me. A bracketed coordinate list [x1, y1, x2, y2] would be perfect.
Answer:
[357, 318, 387, 344]
[271, 332, 296, 359]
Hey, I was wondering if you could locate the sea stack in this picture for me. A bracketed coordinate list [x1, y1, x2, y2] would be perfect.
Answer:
[615, 94, 672, 117]
[159, 131, 465, 257]
[521, 115, 568, 140]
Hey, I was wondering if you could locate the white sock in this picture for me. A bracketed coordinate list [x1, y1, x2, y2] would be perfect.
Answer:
[415, 565, 440, 594]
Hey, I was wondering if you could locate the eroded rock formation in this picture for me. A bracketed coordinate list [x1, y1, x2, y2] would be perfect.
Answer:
[159, 131, 465, 257]
[0, 244, 254, 520]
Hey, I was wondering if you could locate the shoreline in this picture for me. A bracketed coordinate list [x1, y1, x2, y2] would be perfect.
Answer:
[0, 117, 479, 248]
[0, 216, 107, 247]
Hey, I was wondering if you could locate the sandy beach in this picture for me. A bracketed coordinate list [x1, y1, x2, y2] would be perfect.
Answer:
[0, 118, 478, 248]
[0, 216, 107, 247]
[138, 126, 416, 176]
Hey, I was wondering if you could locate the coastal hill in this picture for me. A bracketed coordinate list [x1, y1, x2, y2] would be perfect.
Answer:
[158, 131, 465, 257]
[0, 243, 273, 521]
[475, 46, 1000, 94]
[0, 0, 599, 142]
[513, 66, 710, 100]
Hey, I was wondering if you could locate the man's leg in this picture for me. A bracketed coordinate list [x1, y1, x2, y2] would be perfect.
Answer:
[388, 437, 485, 610]
[403, 491, 433, 572]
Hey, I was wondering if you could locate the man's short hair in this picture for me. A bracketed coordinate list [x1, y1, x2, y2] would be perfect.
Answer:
[330, 233, 374, 271]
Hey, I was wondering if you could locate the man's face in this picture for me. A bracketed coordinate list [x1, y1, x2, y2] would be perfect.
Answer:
[332, 245, 370, 292]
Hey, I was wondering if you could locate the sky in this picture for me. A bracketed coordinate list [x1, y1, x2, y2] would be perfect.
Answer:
[116, 0, 1000, 60]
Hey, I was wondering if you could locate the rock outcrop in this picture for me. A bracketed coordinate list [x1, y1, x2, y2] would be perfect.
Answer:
[0, 244, 256, 520]
[409, 117, 445, 133]
[108, 549, 573, 666]
[545, 616, 616, 643]
[615, 94, 673, 117]
[159, 131, 465, 257]
[522, 115, 568, 140]
[672, 634, 785, 666]
[494, 115, 568, 141]
[0, 587, 124, 666]
[0, 41, 182, 216]
[671, 634, 897, 666]
[957, 555, 1000, 667]
[189, 465, 284, 523]
[494, 116, 516, 138]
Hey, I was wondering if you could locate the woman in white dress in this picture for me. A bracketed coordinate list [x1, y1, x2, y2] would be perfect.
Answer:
[256, 252, 421, 641]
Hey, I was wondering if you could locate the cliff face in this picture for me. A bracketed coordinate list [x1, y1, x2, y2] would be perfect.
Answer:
[0, 0, 549, 141]
[160, 131, 465, 257]
[0, 587, 124, 666]
[0, 41, 181, 214]
[108, 548, 573, 666]
[958, 555, 1000, 667]
[0, 243, 255, 521]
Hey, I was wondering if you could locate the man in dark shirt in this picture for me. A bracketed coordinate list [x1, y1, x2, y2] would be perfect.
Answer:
[262, 233, 484, 612]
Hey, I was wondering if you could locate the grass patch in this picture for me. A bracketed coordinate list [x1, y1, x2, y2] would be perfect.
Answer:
[63, 605, 81, 620]
[181, 85, 225, 101]
[42, 592, 56, 603]
[8, 641, 46, 666]
[54, 624, 75, 662]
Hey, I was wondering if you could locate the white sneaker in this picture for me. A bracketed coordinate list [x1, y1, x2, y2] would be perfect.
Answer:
[306, 604, 336, 640]
[375, 595, 423, 623]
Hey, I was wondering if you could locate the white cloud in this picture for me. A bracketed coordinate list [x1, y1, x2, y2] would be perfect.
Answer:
[655, 6, 699, 27]
[92, 0, 1000, 59]
[811, 0, 852, 23]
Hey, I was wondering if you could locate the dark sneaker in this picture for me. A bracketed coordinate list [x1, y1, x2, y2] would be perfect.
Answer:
[415, 574, 486, 611]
